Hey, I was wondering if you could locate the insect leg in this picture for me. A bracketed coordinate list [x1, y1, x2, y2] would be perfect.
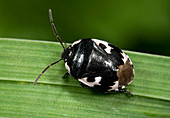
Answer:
[62, 72, 69, 78]
[117, 88, 134, 96]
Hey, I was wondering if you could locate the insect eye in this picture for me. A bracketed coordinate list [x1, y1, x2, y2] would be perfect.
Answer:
[61, 48, 74, 61]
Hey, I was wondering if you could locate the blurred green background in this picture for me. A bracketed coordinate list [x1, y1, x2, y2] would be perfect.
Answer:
[0, 0, 170, 56]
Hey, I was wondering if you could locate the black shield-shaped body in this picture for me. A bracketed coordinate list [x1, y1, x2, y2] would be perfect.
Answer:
[62, 38, 134, 93]
[34, 9, 134, 95]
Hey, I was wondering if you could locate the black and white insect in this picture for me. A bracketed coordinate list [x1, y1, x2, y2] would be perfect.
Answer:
[34, 9, 135, 96]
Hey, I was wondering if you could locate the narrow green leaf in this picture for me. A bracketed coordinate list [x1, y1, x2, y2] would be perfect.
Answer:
[0, 38, 170, 118]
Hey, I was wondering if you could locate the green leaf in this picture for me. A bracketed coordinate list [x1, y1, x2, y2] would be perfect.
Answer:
[0, 38, 170, 118]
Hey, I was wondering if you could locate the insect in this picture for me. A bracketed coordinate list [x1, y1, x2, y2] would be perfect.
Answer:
[34, 9, 135, 96]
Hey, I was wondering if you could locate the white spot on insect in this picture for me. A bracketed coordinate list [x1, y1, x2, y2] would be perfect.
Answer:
[68, 51, 72, 56]
[128, 57, 133, 65]
[65, 62, 70, 74]
[92, 39, 113, 54]
[121, 52, 129, 64]
[121, 85, 126, 89]
[94, 77, 102, 84]
[105, 60, 112, 67]
[71, 39, 81, 46]
[92, 39, 107, 46]
[105, 47, 113, 54]
[121, 51, 134, 67]
[132, 68, 135, 78]
[104, 60, 118, 71]
[78, 76, 102, 87]
[107, 81, 119, 91]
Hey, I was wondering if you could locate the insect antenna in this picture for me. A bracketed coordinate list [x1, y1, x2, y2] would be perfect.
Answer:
[34, 59, 62, 85]
[64, 42, 69, 48]
[49, 9, 65, 49]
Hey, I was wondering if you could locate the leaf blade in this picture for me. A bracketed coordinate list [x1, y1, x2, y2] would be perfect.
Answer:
[0, 38, 170, 118]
